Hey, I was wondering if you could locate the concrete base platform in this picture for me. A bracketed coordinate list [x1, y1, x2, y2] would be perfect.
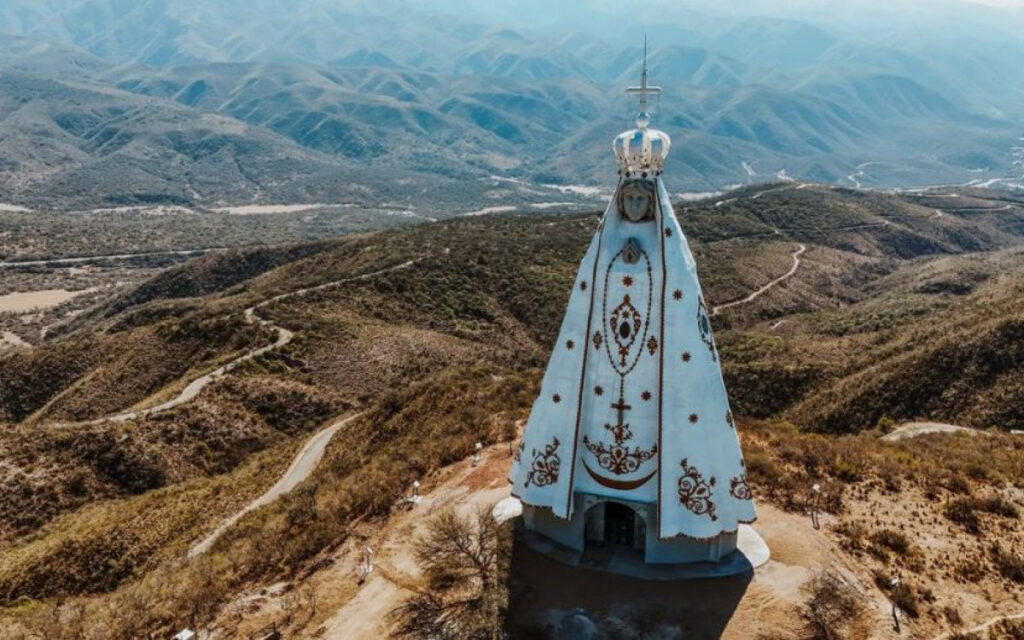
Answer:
[520, 524, 770, 580]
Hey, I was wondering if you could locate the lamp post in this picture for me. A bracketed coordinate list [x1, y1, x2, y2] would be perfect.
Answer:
[811, 483, 821, 530]
[890, 576, 902, 632]
[358, 545, 375, 584]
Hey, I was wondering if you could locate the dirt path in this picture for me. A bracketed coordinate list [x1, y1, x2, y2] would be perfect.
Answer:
[188, 413, 362, 558]
[0, 247, 224, 268]
[937, 610, 1024, 639]
[314, 445, 515, 639]
[880, 421, 989, 442]
[52, 259, 419, 428]
[712, 244, 806, 315]
[208, 433, 909, 640]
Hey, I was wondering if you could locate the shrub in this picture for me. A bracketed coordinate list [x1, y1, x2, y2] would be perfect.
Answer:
[802, 571, 866, 640]
[945, 496, 1020, 534]
[991, 545, 1024, 584]
[835, 521, 868, 552]
[993, 618, 1024, 639]
[945, 499, 982, 534]
[893, 583, 920, 619]
[941, 605, 962, 626]
[389, 507, 510, 640]
[869, 528, 913, 556]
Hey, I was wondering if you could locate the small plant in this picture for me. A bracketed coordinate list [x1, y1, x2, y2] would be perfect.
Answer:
[835, 521, 867, 552]
[993, 618, 1024, 639]
[991, 544, 1024, 584]
[869, 528, 913, 555]
[802, 571, 867, 640]
[941, 605, 962, 626]
[945, 499, 982, 534]
[873, 571, 920, 619]
[945, 496, 1020, 534]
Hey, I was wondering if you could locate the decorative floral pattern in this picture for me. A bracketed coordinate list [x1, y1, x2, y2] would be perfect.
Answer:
[646, 335, 659, 355]
[609, 294, 642, 366]
[601, 244, 653, 376]
[730, 474, 753, 500]
[514, 440, 524, 463]
[524, 437, 561, 488]
[592, 331, 603, 350]
[678, 459, 718, 521]
[584, 436, 658, 475]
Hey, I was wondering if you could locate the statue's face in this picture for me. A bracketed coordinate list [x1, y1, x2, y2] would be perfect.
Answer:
[617, 179, 655, 222]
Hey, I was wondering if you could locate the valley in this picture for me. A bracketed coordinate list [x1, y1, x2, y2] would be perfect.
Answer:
[2, 184, 1024, 637]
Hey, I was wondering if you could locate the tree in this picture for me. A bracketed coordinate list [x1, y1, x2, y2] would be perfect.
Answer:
[389, 506, 508, 640]
[802, 571, 867, 640]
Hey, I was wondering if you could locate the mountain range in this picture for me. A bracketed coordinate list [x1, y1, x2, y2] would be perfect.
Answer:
[0, 0, 1023, 210]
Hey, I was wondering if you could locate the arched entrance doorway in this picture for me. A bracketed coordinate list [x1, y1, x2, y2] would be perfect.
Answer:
[584, 501, 646, 555]
[604, 501, 636, 546]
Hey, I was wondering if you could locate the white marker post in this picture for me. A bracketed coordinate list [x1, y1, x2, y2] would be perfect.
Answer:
[358, 545, 375, 584]
[890, 576, 902, 632]
[811, 483, 821, 530]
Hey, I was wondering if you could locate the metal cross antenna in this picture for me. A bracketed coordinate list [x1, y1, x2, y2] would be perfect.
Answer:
[626, 36, 662, 122]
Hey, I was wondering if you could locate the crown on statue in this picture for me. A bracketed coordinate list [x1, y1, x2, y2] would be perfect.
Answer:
[613, 42, 671, 176]
[613, 116, 671, 175]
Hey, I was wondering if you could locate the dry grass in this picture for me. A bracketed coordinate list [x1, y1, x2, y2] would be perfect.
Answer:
[3, 189, 1024, 637]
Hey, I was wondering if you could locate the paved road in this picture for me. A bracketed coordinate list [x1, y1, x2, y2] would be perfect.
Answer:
[188, 413, 361, 558]
[712, 244, 806, 316]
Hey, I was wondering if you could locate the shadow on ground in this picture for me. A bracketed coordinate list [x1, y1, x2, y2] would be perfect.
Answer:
[507, 534, 752, 639]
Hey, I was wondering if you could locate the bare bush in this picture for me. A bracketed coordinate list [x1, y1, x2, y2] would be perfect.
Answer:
[389, 506, 509, 640]
[801, 571, 867, 640]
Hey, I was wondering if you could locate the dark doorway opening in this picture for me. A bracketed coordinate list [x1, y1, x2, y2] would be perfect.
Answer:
[604, 502, 635, 547]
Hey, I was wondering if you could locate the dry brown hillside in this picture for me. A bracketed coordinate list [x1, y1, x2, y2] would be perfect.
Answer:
[1, 184, 1024, 637]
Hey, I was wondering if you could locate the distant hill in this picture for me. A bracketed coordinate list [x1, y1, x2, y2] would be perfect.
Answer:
[6, 184, 1024, 430]
[0, 0, 1022, 206]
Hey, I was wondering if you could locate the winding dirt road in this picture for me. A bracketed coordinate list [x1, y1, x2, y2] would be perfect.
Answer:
[0, 247, 225, 268]
[59, 259, 419, 428]
[712, 244, 806, 316]
[188, 413, 362, 558]
[880, 421, 990, 442]
[937, 611, 1024, 640]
